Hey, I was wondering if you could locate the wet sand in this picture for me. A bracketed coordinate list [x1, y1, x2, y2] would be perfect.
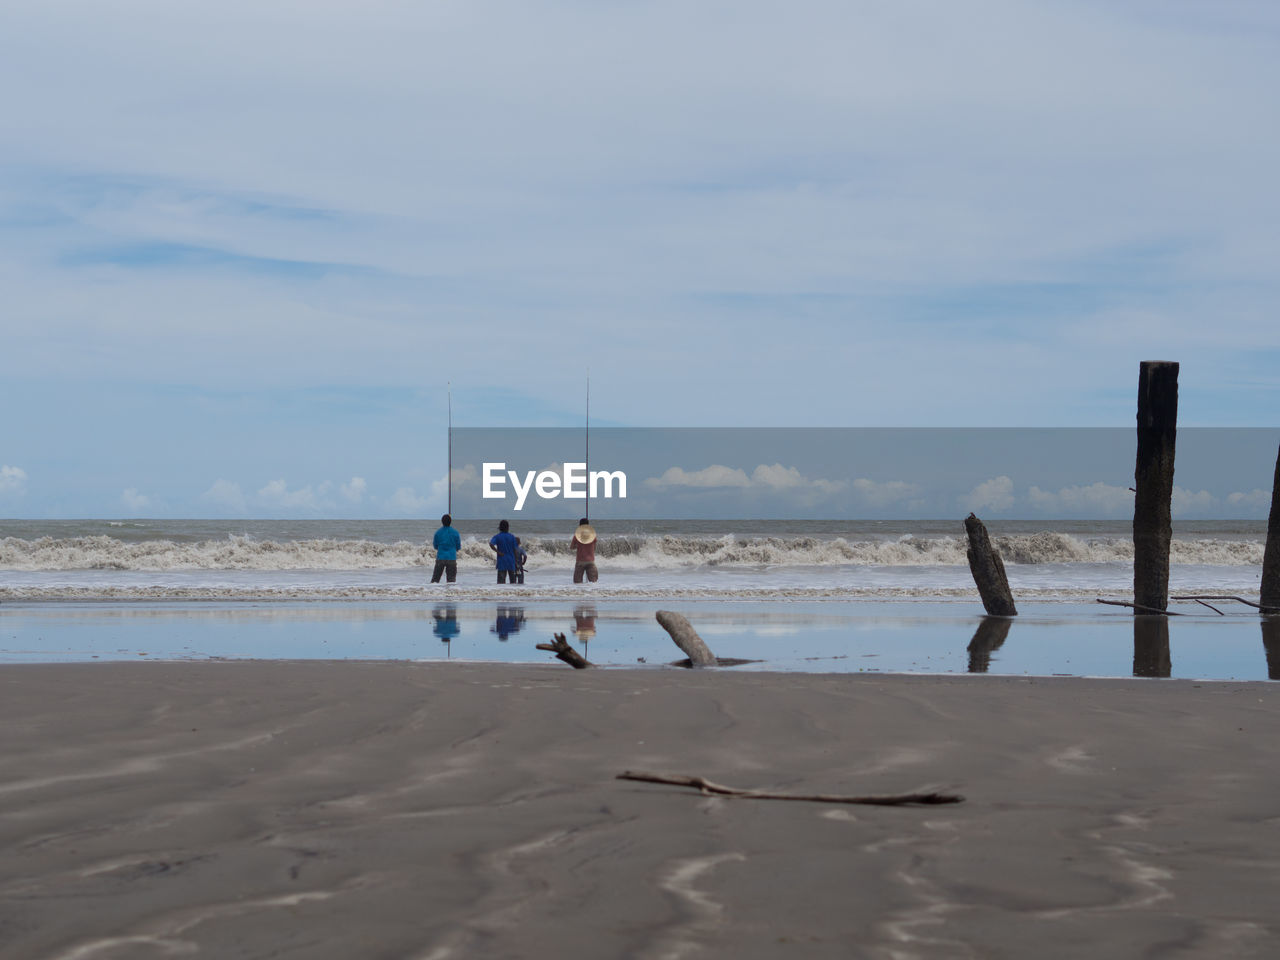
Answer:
[2, 661, 1279, 958]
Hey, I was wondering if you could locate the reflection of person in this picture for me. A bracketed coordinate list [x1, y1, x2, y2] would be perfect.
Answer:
[491, 605, 526, 641]
[489, 520, 521, 585]
[572, 604, 597, 650]
[571, 518, 598, 583]
[432, 604, 460, 642]
[431, 514, 461, 584]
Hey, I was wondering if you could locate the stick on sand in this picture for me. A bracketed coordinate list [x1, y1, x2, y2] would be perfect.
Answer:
[618, 771, 964, 806]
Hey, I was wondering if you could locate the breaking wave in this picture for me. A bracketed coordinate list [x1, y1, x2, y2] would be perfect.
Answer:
[0, 532, 1265, 572]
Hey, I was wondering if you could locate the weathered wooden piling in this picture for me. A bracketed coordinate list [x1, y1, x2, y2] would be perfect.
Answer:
[964, 513, 1017, 616]
[1133, 616, 1172, 678]
[655, 611, 716, 667]
[1133, 361, 1179, 613]
[967, 616, 1012, 673]
[1261, 442, 1280, 613]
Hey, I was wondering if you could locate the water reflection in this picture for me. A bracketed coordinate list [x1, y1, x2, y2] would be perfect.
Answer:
[967, 617, 1012, 673]
[1263, 617, 1280, 680]
[491, 606, 526, 641]
[1133, 616, 1172, 678]
[432, 605, 460, 644]
[573, 604, 598, 657]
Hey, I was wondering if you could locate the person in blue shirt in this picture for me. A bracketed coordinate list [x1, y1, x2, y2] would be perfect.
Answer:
[431, 514, 462, 583]
[489, 520, 521, 584]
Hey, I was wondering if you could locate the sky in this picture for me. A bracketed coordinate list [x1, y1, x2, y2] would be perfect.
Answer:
[1, 0, 1278, 518]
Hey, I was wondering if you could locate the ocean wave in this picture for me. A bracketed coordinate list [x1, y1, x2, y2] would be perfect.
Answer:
[0, 532, 1266, 572]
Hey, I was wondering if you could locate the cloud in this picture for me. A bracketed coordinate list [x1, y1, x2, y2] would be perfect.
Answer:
[645, 465, 752, 489]
[387, 486, 431, 515]
[120, 487, 150, 513]
[962, 476, 1014, 513]
[340, 476, 367, 503]
[256, 479, 332, 512]
[1226, 488, 1271, 510]
[201, 478, 246, 514]
[1028, 482, 1132, 515]
[644, 463, 845, 497]
[851, 477, 919, 507]
[749, 463, 844, 495]
[0, 464, 26, 496]
[1173, 486, 1217, 516]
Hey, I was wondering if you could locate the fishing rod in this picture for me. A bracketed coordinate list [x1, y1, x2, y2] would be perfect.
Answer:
[585, 372, 590, 523]
[447, 383, 452, 516]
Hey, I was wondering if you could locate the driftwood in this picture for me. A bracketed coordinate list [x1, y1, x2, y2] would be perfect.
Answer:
[655, 611, 716, 666]
[617, 771, 963, 806]
[1096, 598, 1184, 615]
[964, 513, 1016, 616]
[536, 632, 593, 669]
[1133, 361, 1179, 613]
[1170, 594, 1278, 613]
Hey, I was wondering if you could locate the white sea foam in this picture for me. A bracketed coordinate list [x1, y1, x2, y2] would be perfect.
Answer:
[0, 532, 1265, 572]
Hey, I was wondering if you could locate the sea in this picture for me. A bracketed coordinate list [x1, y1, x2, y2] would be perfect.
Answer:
[0, 517, 1267, 602]
[2, 518, 1276, 678]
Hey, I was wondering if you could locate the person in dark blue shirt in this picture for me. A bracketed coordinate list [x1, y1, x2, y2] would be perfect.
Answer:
[488, 520, 521, 584]
[431, 514, 462, 583]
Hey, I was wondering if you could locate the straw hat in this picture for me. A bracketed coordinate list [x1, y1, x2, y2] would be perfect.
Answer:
[574, 523, 597, 545]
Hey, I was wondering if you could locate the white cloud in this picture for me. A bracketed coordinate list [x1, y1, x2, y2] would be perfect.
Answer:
[1227, 488, 1271, 509]
[1028, 482, 1132, 515]
[0, 464, 27, 496]
[428, 464, 477, 504]
[1173, 486, 1217, 516]
[962, 476, 1015, 513]
[645, 465, 752, 489]
[256, 479, 332, 512]
[387, 486, 430, 515]
[644, 463, 845, 497]
[851, 477, 919, 507]
[340, 476, 367, 503]
[201, 478, 246, 514]
[120, 487, 150, 513]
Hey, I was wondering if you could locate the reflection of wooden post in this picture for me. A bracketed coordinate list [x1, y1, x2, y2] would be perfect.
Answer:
[1261, 443, 1280, 612]
[967, 616, 1012, 673]
[1262, 618, 1280, 680]
[1134, 361, 1178, 613]
[964, 514, 1017, 616]
[1133, 617, 1172, 678]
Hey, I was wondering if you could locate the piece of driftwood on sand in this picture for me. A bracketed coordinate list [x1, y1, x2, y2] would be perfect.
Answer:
[655, 610, 717, 666]
[618, 771, 964, 806]
[536, 633, 593, 669]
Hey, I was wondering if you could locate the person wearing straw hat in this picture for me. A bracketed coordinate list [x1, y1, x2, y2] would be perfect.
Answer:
[571, 518, 599, 583]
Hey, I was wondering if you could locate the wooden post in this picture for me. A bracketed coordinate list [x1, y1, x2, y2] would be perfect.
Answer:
[1133, 616, 1172, 678]
[964, 513, 1017, 616]
[1133, 361, 1178, 613]
[967, 616, 1012, 673]
[1261, 442, 1280, 612]
[655, 611, 716, 667]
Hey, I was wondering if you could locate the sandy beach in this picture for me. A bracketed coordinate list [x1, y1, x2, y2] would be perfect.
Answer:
[3, 661, 1279, 959]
